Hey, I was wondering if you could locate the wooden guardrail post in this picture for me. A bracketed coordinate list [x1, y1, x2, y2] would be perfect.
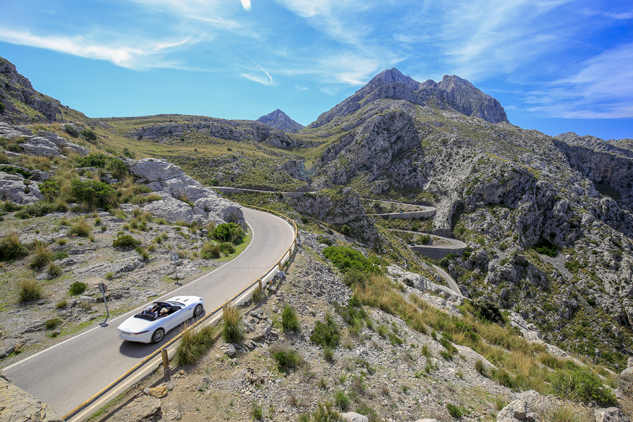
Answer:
[161, 348, 169, 374]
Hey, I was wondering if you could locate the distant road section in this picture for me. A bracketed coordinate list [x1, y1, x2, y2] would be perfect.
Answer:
[3, 208, 294, 416]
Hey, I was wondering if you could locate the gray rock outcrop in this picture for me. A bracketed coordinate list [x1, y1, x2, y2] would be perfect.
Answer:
[0, 370, 63, 422]
[594, 408, 630, 422]
[129, 158, 244, 226]
[0, 172, 43, 204]
[341, 412, 369, 422]
[0, 123, 89, 158]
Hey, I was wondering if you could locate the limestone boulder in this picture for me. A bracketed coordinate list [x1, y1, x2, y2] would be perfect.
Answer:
[0, 172, 43, 204]
[140, 193, 199, 224]
[18, 137, 62, 158]
[594, 408, 630, 422]
[129, 158, 245, 226]
[341, 412, 369, 422]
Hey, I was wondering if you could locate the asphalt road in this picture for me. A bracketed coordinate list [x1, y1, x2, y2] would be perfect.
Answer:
[3, 207, 294, 416]
[432, 264, 463, 297]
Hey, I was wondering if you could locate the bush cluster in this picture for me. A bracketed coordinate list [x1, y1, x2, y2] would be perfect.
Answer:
[201, 242, 220, 259]
[212, 223, 245, 245]
[270, 343, 304, 372]
[113, 235, 141, 249]
[533, 237, 558, 257]
[281, 304, 300, 333]
[69, 281, 88, 296]
[71, 179, 118, 209]
[322, 246, 379, 275]
[310, 313, 340, 348]
[222, 302, 243, 344]
[0, 233, 28, 261]
[175, 324, 216, 366]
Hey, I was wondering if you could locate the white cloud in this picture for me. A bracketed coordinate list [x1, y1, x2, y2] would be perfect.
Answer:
[0, 27, 190, 69]
[524, 43, 633, 118]
[241, 0, 252, 11]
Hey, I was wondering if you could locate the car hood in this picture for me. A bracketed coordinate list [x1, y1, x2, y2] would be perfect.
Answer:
[117, 316, 154, 333]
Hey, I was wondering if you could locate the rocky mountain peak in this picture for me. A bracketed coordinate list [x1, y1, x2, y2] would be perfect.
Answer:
[257, 109, 304, 133]
[368, 67, 421, 91]
[308, 67, 509, 129]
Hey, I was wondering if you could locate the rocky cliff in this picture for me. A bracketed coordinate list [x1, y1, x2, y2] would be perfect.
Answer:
[257, 109, 304, 133]
[0, 56, 85, 124]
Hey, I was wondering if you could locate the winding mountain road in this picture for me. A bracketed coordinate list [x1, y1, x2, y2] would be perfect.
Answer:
[2, 208, 294, 417]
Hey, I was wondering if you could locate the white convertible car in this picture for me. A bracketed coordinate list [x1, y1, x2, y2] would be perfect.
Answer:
[117, 296, 204, 344]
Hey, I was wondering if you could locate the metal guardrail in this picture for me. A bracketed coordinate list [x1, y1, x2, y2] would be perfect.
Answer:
[63, 206, 297, 421]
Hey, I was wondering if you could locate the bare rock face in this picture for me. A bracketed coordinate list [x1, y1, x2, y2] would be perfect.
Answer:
[257, 109, 304, 133]
[0, 123, 89, 159]
[0, 371, 63, 422]
[129, 158, 245, 226]
[107, 395, 162, 422]
[0, 172, 43, 204]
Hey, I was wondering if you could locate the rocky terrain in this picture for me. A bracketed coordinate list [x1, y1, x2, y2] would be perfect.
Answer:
[1, 55, 633, 421]
[93, 231, 624, 422]
[257, 109, 305, 134]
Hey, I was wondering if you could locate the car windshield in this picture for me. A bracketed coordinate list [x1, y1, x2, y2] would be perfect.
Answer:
[167, 301, 184, 307]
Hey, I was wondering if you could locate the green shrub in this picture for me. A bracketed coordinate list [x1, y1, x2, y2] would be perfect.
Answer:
[282, 304, 300, 333]
[419, 234, 431, 245]
[175, 324, 217, 366]
[334, 391, 350, 411]
[335, 296, 367, 331]
[70, 179, 117, 209]
[317, 235, 334, 246]
[45, 318, 62, 329]
[222, 302, 243, 345]
[68, 217, 91, 237]
[201, 243, 220, 259]
[213, 223, 245, 245]
[69, 281, 88, 296]
[564, 260, 582, 273]
[30, 244, 52, 270]
[551, 367, 617, 406]
[447, 403, 469, 419]
[0, 233, 28, 260]
[341, 224, 351, 236]
[0, 102, 5, 113]
[219, 242, 235, 255]
[63, 124, 79, 137]
[438, 252, 459, 268]
[475, 359, 486, 375]
[80, 128, 97, 141]
[39, 180, 60, 200]
[135, 246, 149, 261]
[342, 269, 369, 286]
[0, 165, 31, 178]
[252, 286, 264, 304]
[55, 299, 67, 309]
[251, 403, 263, 420]
[270, 344, 304, 372]
[2, 201, 21, 212]
[19, 279, 42, 302]
[323, 246, 379, 275]
[324, 347, 334, 362]
[47, 263, 63, 278]
[534, 237, 558, 257]
[113, 235, 141, 248]
[311, 313, 340, 348]
[474, 299, 503, 323]
[311, 402, 341, 422]
[52, 251, 68, 261]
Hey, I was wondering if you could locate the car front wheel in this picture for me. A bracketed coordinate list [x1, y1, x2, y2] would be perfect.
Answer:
[193, 304, 203, 318]
[151, 328, 165, 344]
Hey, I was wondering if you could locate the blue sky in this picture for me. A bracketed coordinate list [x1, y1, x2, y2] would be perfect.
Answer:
[1, 0, 631, 139]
